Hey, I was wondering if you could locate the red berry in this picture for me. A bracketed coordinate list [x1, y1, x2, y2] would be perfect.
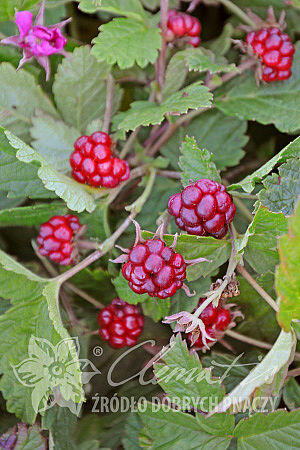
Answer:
[98, 298, 144, 349]
[215, 308, 231, 331]
[187, 326, 215, 349]
[168, 179, 236, 238]
[165, 10, 201, 45]
[70, 132, 130, 188]
[168, 14, 186, 37]
[123, 239, 186, 299]
[246, 27, 294, 82]
[198, 298, 218, 326]
[188, 36, 201, 47]
[37, 215, 82, 265]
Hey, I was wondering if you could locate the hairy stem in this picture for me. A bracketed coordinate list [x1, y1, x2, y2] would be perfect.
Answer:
[225, 329, 273, 350]
[218, 0, 256, 28]
[158, 0, 169, 94]
[65, 283, 104, 308]
[237, 264, 279, 312]
[102, 73, 114, 134]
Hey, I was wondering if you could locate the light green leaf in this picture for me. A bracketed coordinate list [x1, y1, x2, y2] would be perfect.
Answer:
[3, 128, 99, 213]
[0, 63, 58, 141]
[276, 200, 300, 330]
[77, 0, 147, 20]
[215, 42, 300, 134]
[210, 329, 295, 414]
[0, 202, 67, 227]
[142, 297, 170, 322]
[161, 109, 247, 171]
[183, 47, 237, 74]
[30, 113, 80, 172]
[258, 158, 300, 216]
[112, 273, 150, 304]
[228, 137, 300, 193]
[179, 136, 221, 186]
[162, 52, 189, 98]
[53, 46, 122, 132]
[236, 204, 287, 274]
[0, 0, 40, 20]
[206, 23, 234, 57]
[154, 334, 224, 411]
[233, 409, 300, 449]
[114, 82, 212, 131]
[91, 18, 161, 69]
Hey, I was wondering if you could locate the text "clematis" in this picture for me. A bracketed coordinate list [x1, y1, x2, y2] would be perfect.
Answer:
[1, 0, 71, 80]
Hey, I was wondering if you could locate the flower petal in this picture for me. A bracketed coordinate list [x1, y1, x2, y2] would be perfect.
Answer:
[35, 55, 50, 80]
[1, 35, 21, 46]
[34, 0, 45, 26]
[15, 11, 33, 38]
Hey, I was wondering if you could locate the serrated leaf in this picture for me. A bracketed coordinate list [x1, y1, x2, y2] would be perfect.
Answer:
[112, 273, 150, 304]
[276, 200, 300, 330]
[162, 52, 189, 98]
[183, 47, 237, 74]
[3, 128, 98, 213]
[210, 329, 295, 414]
[0, 202, 67, 227]
[53, 46, 122, 132]
[154, 334, 224, 411]
[30, 113, 80, 172]
[283, 377, 300, 410]
[258, 158, 300, 216]
[139, 403, 234, 449]
[142, 297, 170, 322]
[236, 204, 287, 274]
[0, 63, 58, 141]
[114, 82, 212, 131]
[215, 42, 300, 133]
[77, 0, 147, 20]
[161, 109, 247, 171]
[91, 18, 161, 69]
[229, 136, 300, 193]
[179, 136, 221, 185]
[0, 249, 83, 423]
[233, 409, 300, 449]
[42, 407, 77, 450]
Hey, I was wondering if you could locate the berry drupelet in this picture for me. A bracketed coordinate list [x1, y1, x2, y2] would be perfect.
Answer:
[70, 131, 130, 188]
[98, 298, 144, 349]
[166, 9, 201, 47]
[168, 179, 236, 238]
[246, 27, 295, 82]
[37, 215, 82, 265]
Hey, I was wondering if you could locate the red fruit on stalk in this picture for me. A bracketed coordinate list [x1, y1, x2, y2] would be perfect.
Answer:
[37, 215, 82, 265]
[166, 10, 201, 47]
[70, 131, 130, 188]
[98, 298, 144, 349]
[167, 179, 236, 238]
[246, 27, 295, 82]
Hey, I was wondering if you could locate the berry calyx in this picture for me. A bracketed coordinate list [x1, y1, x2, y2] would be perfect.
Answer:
[37, 215, 82, 265]
[167, 179, 236, 238]
[97, 298, 144, 349]
[70, 131, 130, 188]
[246, 27, 294, 82]
[165, 10, 201, 47]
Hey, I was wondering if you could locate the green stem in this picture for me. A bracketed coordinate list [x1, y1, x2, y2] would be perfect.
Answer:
[218, 0, 256, 28]
[231, 191, 257, 200]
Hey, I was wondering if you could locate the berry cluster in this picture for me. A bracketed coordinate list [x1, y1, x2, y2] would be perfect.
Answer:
[122, 239, 186, 299]
[187, 298, 232, 350]
[246, 27, 295, 82]
[166, 9, 201, 47]
[37, 215, 81, 265]
[168, 179, 236, 238]
[70, 131, 130, 188]
[98, 298, 144, 349]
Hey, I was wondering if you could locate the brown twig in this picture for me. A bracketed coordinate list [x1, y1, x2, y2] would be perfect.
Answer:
[158, 0, 169, 94]
[157, 170, 181, 179]
[65, 283, 104, 309]
[102, 73, 114, 134]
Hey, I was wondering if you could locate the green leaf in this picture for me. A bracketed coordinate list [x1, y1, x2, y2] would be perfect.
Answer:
[77, 0, 147, 20]
[122, 413, 143, 450]
[0, 423, 46, 449]
[215, 42, 300, 134]
[91, 18, 161, 69]
[114, 82, 212, 131]
[206, 23, 234, 57]
[233, 409, 300, 449]
[283, 377, 300, 410]
[210, 329, 295, 414]
[228, 137, 300, 193]
[142, 297, 170, 322]
[0, 202, 68, 227]
[30, 113, 80, 172]
[169, 276, 211, 318]
[183, 47, 237, 74]
[112, 273, 150, 304]
[161, 109, 247, 171]
[0, 0, 40, 20]
[258, 158, 300, 216]
[236, 204, 287, 274]
[139, 403, 234, 449]
[71, 268, 114, 304]
[276, 200, 300, 330]
[179, 136, 221, 185]
[154, 334, 224, 411]
[42, 407, 77, 450]
[3, 128, 98, 213]
[0, 249, 83, 423]
[53, 46, 122, 133]
[162, 52, 189, 98]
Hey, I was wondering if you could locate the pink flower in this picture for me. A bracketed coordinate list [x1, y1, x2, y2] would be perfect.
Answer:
[1, 1, 71, 80]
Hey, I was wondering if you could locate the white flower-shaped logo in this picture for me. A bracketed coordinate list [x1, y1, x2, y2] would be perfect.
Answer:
[12, 336, 100, 414]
